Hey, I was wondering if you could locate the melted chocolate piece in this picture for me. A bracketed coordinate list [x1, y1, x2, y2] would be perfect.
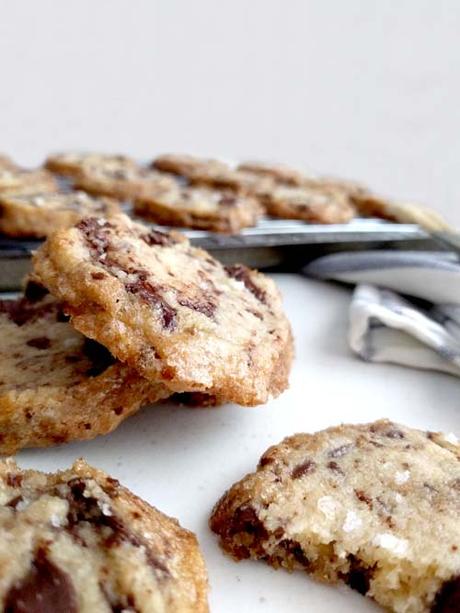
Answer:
[432, 576, 460, 612]
[142, 229, 175, 246]
[76, 217, 112, 257]
[26, 336, 51, 350]
[354, 489, 373, 509]
[342, 555, 374, 595]
[177, 296, 216, 318]
[24, 281, 49, 303]
[291, 459, 316, 479]
[225, 264, 267, 304]
[125, 279, 177, 330]
[66, 479, 168, 575]
[82, 338, 116, 376]
[4, 548, 77, 613]
[0, 298, 56, 327]
[277, 539, 310, 567]
[6, 473, 23, 487]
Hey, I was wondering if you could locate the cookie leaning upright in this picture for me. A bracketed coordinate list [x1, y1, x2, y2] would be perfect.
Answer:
[210, 419, 460, 613]
[0, 458, 208, 612]
[33, 214, 293, 405]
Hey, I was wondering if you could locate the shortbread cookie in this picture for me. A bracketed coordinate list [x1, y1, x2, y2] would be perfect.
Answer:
[0, 191, 121, 238]
[134, 183, 262, 233]
[237, 161, 306, 186]
[261, 185, 355, 223]
[33, 215, 293, 405]
[0, 168, 58, 196]
[45, 152, 138, 178]
[0, 458, 209, 612]
[74, 159, 176, 201]
[0, 282, 168, 454]
[210, 419, 460, 613]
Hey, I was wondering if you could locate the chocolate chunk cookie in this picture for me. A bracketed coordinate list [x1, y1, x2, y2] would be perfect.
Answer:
[210, 419, 460, 613]
[134, 183, 262, 233]
[74, 158, 176, 201]
[0, 168, 58, 196]
[0, 458, 209, 612]
[45, 152, 138, 178]
[0, 191, 121, 238]
[261, 184, 356, 223]
[0, 282, 168, 454]
[33, 214, 293, 405]
[237, 161, 306, 186]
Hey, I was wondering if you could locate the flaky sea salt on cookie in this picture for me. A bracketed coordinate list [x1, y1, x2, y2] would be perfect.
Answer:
[0, 458, 208, 611]
[210, 419, 460, 613]
[33, 214, 293, 405]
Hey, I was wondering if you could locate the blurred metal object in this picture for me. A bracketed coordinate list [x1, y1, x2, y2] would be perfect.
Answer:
[0, 218, 450, 290]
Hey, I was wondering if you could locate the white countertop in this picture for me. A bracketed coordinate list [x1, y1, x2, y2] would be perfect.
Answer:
[16, 274, 459, 612]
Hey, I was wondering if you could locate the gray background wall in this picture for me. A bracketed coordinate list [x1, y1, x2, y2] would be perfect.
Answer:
[1, 0, 459, 225]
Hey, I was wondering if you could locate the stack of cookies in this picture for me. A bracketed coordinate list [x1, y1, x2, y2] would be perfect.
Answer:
[0, 151, 448, 238]
[0, 212, 293, 454]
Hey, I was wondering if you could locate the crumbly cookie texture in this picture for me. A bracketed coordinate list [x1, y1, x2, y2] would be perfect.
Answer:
[45, 152, 138, 178]
[0, 458, 209, 612]
[74, 158, 176, 201]
[0, 168, 58, 196]
[0, 191, 121, 238]
[33, 214, 293, 405]
[260, 185, 356, 223]
[0, 281, 168, 454]
[134, 183, 262, 233]
[210, 419, 460, 613]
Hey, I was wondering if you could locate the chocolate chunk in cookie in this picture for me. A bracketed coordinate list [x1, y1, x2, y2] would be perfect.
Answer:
[0, 458, 208, 611]
[211, 419, 460, 613]
[33, 214, 292, 405]
[0, 282, 168, 454]
[134, 183, 262, 233]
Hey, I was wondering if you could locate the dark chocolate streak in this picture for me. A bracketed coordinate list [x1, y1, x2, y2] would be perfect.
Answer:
[341, 555, 374, 596]
[82, 338, 116, 376]
[225, 264, 267, 304]
[4, 548, 78, 613]
[126, 278, 177, 330]
[66, 479, 169, 575]
[432, 576, 460, 613]
[177, 296, 216, 318]
[0, 297, 57, 327]
[291, 459, 316, 479]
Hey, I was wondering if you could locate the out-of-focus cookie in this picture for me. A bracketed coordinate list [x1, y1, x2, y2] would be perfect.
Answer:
[0, 154, 18, 171]
[0, 281, 168, 454]
[210, 419, 460, 613]
[0, 191, 121, 238]
[45, 152, 138, 178]
[237, 161, 306, 186]
[0, 168, 58, 196]
[261, 184, 355, 223]
[33, 214, 293, 406]
[0, 458, 209, 611]
[134, 183, 262, 233]
[74, 159, 176, 201]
